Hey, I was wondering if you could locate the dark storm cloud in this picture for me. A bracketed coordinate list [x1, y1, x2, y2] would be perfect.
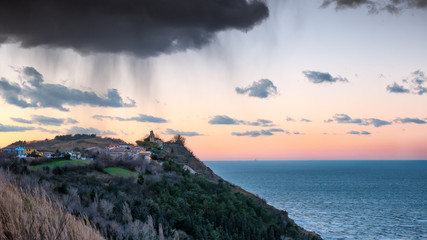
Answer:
[321, 0, 381, 13]
[386, 82, 410, 93]
[302, 71, 348, 84]
[0, 67, 135, 111]
[232, 128, 285, 137]
[330, 114, 392, 127]
[394, 118, 427, 124]
[347, 130, 371, 135]
[321, 0, 427, 13]
[11, 115, 78, 126]
[386, 70, 427, 95]
[235, 79, 278, 99]
[0, 123, 34, 132]
[164, 128, 203, 137]
[67, 126, 116, 136]
[208, 115, 275, 126]
[0, 0, 268, 57]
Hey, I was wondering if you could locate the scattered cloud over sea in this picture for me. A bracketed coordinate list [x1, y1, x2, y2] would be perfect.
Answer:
[326, 114, 392, 127]
[394, 118, 426, 124]
[326, 114, 427, 127]
[0, 123, 34, 132]
[0, 122, 64, 134]
[386, 70, 427, 95]
[232, 128, 285, 137]
[116, 114, 168, 123]
[164, 128, 203, 137]
[347, 130, 371, 135]
[231, 128, 304, 137]
[93, 114, 167, 123]
[302, 71, 348, 84]
[11, 115, 78, 126]
[235, 79, 278, 99]
[9, 118, 32, 124]
[386, 82, 410, 93]
[208, 115, 275, 126]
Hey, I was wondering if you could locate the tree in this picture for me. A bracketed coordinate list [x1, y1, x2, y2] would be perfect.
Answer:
[136, 140, 158, 149]
[171, 135, 186, 146]
[137, 174, 145, 185]
[28, 150, 39, 158]
[54, 149, 61, 158]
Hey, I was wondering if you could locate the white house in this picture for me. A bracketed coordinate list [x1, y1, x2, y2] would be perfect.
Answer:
[67, 151, 81, 159]
[15, 147, 26, 158]
[43, 152, 53, 158]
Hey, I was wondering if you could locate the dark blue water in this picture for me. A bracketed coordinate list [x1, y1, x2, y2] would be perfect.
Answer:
[204, 161, 427, 240]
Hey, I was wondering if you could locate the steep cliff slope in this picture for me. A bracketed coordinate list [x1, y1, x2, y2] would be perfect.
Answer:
[163, 141, 321, 240]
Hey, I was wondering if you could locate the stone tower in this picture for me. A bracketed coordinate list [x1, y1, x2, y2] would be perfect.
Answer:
[149, 130, 155, 142]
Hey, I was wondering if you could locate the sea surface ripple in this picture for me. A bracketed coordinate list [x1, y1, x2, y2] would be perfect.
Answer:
[204, 160, 427, 240]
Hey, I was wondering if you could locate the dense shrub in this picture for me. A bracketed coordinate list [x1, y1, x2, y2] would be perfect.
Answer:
[0, 143, 316, 240]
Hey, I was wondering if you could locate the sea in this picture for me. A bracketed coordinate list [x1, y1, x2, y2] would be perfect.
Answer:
[204, 160, 427, 240]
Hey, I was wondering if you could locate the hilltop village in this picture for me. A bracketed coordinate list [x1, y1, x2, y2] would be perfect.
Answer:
[1, 130, 161, 162]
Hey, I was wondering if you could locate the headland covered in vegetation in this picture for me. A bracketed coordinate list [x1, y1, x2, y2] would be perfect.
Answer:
[0, 132, 321, 240]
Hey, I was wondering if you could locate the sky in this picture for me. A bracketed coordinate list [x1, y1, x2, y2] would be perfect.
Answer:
[0, 0, 426, 160]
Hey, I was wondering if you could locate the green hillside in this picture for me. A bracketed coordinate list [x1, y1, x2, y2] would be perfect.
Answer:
[0, 135, 321, 240]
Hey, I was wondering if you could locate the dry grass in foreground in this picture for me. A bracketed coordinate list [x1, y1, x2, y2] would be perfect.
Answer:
[0, 171, 104, 240]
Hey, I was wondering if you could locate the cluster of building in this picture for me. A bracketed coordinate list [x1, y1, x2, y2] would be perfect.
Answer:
[1, 147, 55, 159]
[0, 145, 153, 161]
[104, 130, 163, 161]
[1, 131, 163, 161]
[106, 144, 152, 161]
